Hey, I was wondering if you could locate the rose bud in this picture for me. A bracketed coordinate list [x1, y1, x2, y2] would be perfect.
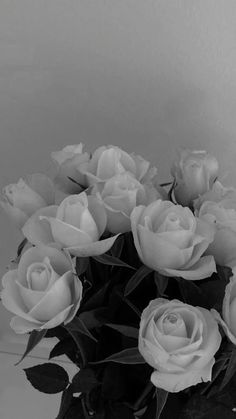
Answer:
[22, 192, 119, 257]
[171, 149, 219, 206]
[51, 143, 90, 194]
[0, 174, 55, 228]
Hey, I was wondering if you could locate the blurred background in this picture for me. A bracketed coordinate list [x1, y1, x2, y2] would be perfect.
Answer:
[1, 1, 236, 416]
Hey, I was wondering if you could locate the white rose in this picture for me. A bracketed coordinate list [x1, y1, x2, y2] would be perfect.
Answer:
[131, 199, 216, 280]
[1, 245, 82, 333]
[139, 298, 221, 392]
[51, 143, 90, 194]
[0, 174, 55, 228]
[93, 172, 162, 234]
[79, 145, 158, 186]
[171, 149, 219, 206]
[22, 192, 119, 257]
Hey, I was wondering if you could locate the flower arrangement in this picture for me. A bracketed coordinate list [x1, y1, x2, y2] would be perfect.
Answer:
[1, 144, 236, 418]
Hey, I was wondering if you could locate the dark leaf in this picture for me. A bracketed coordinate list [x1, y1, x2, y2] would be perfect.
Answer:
[15, 329, 47, 365]
[56, 385, 74, 419]
[102, 364, 126, 401]
[216, 265, 232, 283]
[72, 368, 99, 393]
[105, 323, 139, 339]
[76, 257, 89, 276]
[107, 403, 134, 419]
[79, 308, 109, 329]
[24, 363, 69, 394]
[125, 265, 153, 296]
[66, 317, 98, 342]
[110, 234, 125, 258]
[49, 337, 76, 361]
[155, 389, 168, 419]
[92, 254, 136, 270]
[154, 272, 169, 297]
[91, 347, 145, 365]
[180, 393, 236, 419]
[17, 237, 28, 258]
[220, 347, 236, 391]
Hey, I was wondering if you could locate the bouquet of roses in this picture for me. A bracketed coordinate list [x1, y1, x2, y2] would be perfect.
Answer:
[1, 144, 236, 418]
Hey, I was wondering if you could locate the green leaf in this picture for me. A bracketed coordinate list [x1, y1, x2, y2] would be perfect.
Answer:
[72, 368, 99, 393]
[92, 253, 136, 270]
[66, 316, 98, 342]
[105, 323, 139, 339]
[24, 363, 69, 394]
[125, 265, 152, 296]
[15, 329, 47, 365]
[91, 347, 145, 365]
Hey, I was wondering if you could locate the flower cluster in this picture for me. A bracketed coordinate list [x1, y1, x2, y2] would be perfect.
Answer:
[1, 144, 236, 418]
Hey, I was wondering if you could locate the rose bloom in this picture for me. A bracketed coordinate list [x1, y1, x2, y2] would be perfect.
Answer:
[51, 143, 90, 194]
[22, 192, 119, 257]
[0, 173, 55, 228]
[79, 145, 158, 186]
[1, 245, 82, 333]
[92, 172, 162, 234]
[171, 149, 219, 207]
[131, 199, 216, 280]
[212, 267, 236, 345]
[139, 298, 221, 393]
[196, 182, 236, 267]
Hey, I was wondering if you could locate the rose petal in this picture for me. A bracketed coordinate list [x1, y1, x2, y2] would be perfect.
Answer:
[17, 245, 72, 282]
[43, 217, 93, 247]
[66, 234, 120, 257]
[22, 206, 57, 245]
[151, 358, 214, 393]
[27, 173, 55, 205]
[87, 195, 107, 236]
[10, 316, 43, 334]
[162, 255, 216, 280]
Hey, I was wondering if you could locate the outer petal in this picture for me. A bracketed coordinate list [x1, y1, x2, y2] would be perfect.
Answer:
[0, 200, 28, 228]
[212, 309, 236, 345]
[22, 206, 57, 245]
[161, 255, 216, 279]
[43, 217, 93, 247]
[27, 173, 55, 205]
[130, 205, 146, 261]
[28, 272, 72, 322]
[151, 358, 214, 393]
[1, 271, 41, 324]
[66, 234, 120, 257]
[10, 316, 43, 334]
[64, 277, 83, 324]
[87, 195, 107, 236]
[138, 226, 193, 271]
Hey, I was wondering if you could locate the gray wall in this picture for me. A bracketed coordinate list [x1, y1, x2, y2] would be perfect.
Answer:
[1, 0, 236, 305]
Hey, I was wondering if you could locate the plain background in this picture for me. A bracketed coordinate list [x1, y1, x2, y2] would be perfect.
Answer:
[1, 0, 236, 330]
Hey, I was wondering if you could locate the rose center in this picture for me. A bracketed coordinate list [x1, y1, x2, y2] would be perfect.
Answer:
[162, 312, 187, 337]
[27, 263, 51, 291]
